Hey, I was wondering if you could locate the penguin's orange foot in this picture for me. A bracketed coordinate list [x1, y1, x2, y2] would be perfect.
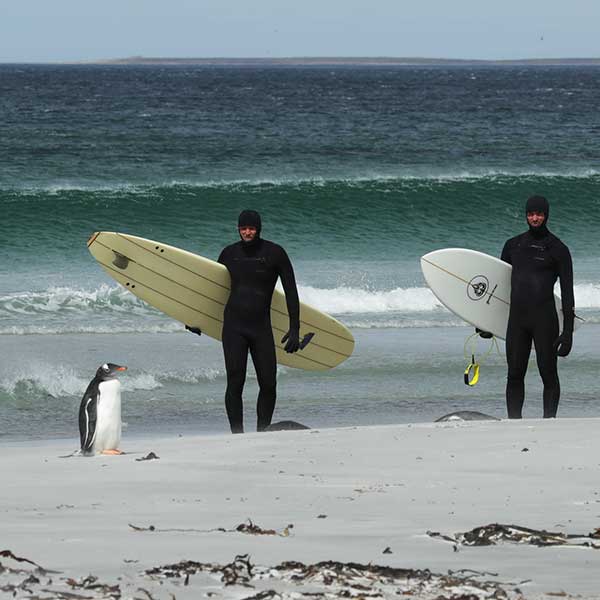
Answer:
[101, 449, 124, 455]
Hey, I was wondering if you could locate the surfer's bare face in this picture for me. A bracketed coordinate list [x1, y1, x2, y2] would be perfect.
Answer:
[239, 225, 258, 242]
[526, 210, 545, 228]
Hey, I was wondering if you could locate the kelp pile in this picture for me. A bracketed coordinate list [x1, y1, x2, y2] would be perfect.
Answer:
[146, 553, 528, 599]
[428, 523, 600, 551]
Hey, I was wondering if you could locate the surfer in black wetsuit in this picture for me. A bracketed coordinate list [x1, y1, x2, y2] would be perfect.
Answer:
[500, 195, 574, 419]
[188, 210, 301, 433]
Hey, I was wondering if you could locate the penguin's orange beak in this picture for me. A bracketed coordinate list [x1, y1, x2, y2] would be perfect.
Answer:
[117, 366, 127, 371]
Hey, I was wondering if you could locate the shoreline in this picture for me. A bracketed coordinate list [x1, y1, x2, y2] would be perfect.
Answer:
[3, 419, 600, 598]
[1, 412, 599, 447]
[3, 324, 599, 443]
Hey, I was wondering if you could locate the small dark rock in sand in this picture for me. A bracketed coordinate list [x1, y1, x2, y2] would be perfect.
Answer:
[136, 452, 160, 461]
[264, 420, 310, 431]
[435, 411, 500, 422]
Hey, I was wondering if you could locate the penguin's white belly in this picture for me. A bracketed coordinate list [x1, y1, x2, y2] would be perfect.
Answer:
[92, 379, 122, 452]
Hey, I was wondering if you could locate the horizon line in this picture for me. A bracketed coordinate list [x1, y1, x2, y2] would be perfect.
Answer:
[3, 55, 600, 66]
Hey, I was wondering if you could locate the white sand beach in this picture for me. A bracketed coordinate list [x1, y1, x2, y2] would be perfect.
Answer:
[2, 418, 600, 599]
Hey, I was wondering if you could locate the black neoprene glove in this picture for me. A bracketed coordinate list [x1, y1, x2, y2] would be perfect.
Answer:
[554, 329, 573, 357]
[281, 328, 300, 353]
[554, 310, 574, 357]
[185, 325, 202, 336]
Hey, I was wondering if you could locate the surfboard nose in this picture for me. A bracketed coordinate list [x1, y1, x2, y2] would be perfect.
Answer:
[87, 232, 100, 247]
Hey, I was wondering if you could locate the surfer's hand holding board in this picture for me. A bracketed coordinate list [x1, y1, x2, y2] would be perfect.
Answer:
[281, 328, 300, 353]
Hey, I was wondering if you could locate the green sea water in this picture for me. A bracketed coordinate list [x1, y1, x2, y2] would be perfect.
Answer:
[1, 65, 599, 439]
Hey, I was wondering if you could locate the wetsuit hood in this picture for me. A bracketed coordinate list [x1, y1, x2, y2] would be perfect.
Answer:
[525, 195, 549, 238]
[238, 209, 262, 245]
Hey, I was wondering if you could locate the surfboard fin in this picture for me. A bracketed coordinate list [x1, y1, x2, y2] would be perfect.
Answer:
[299, 332, 315, 350]
[112, 251, 130, 270]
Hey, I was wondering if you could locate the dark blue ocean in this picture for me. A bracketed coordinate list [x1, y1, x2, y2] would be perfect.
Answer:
[1, 64, 599, 441]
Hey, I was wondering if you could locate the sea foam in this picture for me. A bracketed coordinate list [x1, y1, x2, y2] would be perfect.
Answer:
[297, 284, 442, 314]
[2, 282, 599, 336]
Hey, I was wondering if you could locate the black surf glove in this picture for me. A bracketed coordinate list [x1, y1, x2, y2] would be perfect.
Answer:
[554, 330, 573, 357]
[281, 328, 300, 353]
[555, 309, 575, 357]
[185, 325, 202, 336]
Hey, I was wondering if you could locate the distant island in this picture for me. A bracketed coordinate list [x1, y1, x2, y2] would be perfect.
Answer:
[82, 56, 600, 66]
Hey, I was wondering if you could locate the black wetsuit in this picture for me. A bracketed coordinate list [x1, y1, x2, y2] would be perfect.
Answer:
[501, 225, 574, 419]
[218, 238, 300, 433]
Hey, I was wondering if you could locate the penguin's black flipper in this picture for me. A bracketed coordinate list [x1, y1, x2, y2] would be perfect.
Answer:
[79, 388, 99, 454]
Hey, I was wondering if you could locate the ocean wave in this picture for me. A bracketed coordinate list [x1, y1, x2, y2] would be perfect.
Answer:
[0, 365, 160, 400]
[2, 282, 600, 334]
[3, 176, 599, 265]
[0, 323, 181, 336]
[2, 169, 600, 193]
[297, 284, 443, 314]
[0, 284, 159, 318]
[571, 283, 600, 309]
[0, 364, 225, 401]
[344, 318, 465, 329]
[160, 367, 223, 383]
[300, 282, 600, 314]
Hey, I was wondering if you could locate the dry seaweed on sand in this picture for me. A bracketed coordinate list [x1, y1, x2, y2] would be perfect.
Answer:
[428, 523, 600, 549]
[0, 550, 60, 598]
[146, 554, 254, 588]
[1, 550, 133, 599]
[145, 554, 527, 599]
[235, 519, 293, 536]
[0, 548, 61, 595]
[64, 574, 121, 596]
[0, 549, 56, 573]
[128, 519, 292, 536]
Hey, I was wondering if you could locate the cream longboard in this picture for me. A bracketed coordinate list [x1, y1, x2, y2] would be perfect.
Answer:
[88, 232, 354, 370]
[421, 248, 577, 340]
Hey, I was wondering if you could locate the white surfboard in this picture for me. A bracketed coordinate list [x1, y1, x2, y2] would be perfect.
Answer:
[421, 248, 575, 340]
[88, 232, 354, 371]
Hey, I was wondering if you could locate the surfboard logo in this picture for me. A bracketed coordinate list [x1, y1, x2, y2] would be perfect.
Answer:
[467, 275, 489, 301]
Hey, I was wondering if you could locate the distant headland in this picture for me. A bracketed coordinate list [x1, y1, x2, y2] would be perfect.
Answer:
[79, 56, 600, 66]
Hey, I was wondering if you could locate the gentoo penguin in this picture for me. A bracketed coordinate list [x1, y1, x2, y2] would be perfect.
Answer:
[79, 363, 127, 456]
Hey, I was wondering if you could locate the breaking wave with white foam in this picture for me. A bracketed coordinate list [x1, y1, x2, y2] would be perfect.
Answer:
[2, 282, 599, 335]
[0, 363, 225, 402]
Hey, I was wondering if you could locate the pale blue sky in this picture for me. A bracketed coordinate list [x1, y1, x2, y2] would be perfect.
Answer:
[2, 0, 600, 62]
